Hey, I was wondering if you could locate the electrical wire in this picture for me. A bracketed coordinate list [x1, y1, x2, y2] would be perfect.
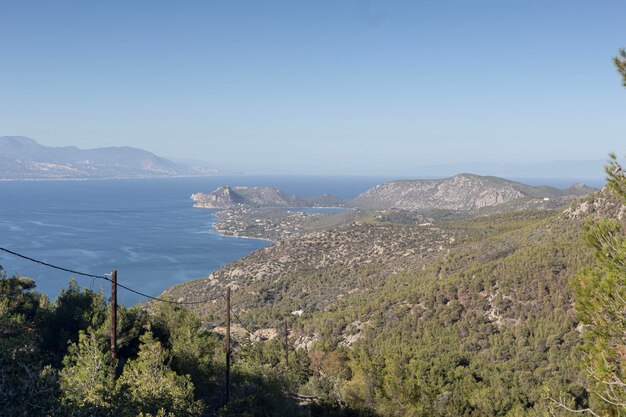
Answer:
[0, 246, 209, 305]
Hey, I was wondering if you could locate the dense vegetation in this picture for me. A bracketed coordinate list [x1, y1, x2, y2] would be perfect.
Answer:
[2, 194, 613, 416]
[569, 154, 626, 416]
[0, 276, 337, 416]
[159, 175, 626, 417]
[212, 208, 599, 416]
[3, 173, 626, 417]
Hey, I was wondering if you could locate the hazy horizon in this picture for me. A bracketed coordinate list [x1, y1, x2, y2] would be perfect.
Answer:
[2, 1, 625, 175]
[0, 134, 616, 179]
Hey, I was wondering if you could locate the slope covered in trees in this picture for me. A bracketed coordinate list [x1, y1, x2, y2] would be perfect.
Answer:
[0, 277, 334, 416]
[166, 191, 626, 416]
[5, 184, 623, 416]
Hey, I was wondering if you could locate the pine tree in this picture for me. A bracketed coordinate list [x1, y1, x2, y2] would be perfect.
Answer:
[58, 330, 116, 417]
[0, 276, 59, 417]
[116, 331, 204, 417]
[614, 49, 626, 87]
[574, 154, 626, 415]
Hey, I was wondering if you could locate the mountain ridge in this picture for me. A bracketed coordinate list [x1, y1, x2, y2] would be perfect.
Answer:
[0, 136, 217, 179]
[349, 173, 594, 211]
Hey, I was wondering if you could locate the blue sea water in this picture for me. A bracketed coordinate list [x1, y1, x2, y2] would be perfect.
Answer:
[0, 176, 389, 305]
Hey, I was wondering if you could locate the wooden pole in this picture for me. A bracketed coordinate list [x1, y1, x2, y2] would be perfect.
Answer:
[225, 287, 231, 405]
[284, 321, 289, 367]
[110, 270, 117, 362]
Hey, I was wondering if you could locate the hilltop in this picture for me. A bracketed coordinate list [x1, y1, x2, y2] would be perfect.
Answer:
[350, 173, 594, 212]
[0, 136, 217, 179]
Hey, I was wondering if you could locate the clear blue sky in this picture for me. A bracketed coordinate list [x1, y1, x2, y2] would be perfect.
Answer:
[1, 0, 625, 175]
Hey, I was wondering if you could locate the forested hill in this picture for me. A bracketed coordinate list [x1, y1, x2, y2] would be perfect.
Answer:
[162, 188, 625, 416]
[2, 187, 625, 416]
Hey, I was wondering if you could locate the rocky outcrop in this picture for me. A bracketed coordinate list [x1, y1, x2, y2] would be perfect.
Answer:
[563, 187, 626, 221]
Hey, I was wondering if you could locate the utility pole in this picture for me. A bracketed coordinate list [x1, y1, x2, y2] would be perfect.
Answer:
[284, 321, 289, 367]
[225, 287, 231, 405]
[110, 270, 117, 362]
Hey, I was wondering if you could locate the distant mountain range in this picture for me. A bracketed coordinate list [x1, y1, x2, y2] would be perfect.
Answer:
[0, 136, 218, 180]
[192, 173, 596, 214]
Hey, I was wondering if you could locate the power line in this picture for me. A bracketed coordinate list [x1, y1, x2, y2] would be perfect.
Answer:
[2, 244, 278, 407]
[223, 294, 255, 336]
[0, 246, 209, 305]
[0, 246, 106, 279]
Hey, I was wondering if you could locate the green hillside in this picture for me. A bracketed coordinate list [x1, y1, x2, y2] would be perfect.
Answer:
[160, 188, 626, 416]
[4, 184, 625, 416]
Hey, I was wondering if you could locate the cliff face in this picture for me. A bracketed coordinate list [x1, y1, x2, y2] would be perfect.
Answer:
[191, 187, 245, 208]
[350, 173, 594, 212]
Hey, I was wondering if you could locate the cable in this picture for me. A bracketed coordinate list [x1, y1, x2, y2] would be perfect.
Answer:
[223, 294, 255, 335]
[1, 247, 272, 345]
[0, 247, 105, 279]
[0, 246, 209, 305]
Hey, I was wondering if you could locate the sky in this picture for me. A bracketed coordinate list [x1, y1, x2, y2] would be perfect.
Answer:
[1, 0, 625, 175]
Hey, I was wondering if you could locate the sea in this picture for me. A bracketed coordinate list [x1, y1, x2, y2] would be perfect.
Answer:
[0, 175, 605, 305]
